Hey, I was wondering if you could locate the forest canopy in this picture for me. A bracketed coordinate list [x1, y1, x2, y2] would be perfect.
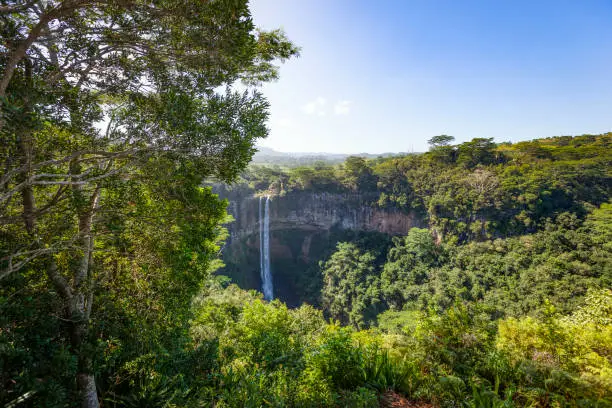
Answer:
[226, 133, 611, 242]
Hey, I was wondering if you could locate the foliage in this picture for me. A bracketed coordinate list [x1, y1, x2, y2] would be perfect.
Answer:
[497, 309, 612, 403]
[0, 1, 298, 406]
[321, 242, 384, 328]
[186, 285, 612, 407]
[381, 228, 443, 310]
[1, 4, 611, 404]
[229, 133, 611, 243]
[342, 156, 378, 191]
[188, 284, 416, 407]
[375, 301, 612, 407]
[319, 202, 611, 326]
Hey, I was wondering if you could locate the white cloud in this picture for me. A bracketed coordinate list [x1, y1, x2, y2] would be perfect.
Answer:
[334, 100, 352, 115]
[301, 97, 327, 116]
[301, 97, 352, 117]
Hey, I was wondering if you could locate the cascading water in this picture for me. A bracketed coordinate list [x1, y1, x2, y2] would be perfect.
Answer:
[259, 196, 273, 300]
[259, 196, 264, 287]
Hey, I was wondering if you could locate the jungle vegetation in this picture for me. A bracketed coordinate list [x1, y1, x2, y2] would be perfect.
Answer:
[214, 133, 612, 406]
[1, 0, 611, 407]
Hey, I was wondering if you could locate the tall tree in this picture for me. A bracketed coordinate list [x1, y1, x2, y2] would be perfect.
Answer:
[427, 135, 456, 164]
[0, 1, 298, 406]
[427, 134, 455, 148]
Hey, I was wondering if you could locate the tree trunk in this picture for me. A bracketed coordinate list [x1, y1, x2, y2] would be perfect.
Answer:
[71, 191, 99, 408]
[70, 315, 99, 408]
[77, 373, 100, 408]
[47, 184, 101, 408]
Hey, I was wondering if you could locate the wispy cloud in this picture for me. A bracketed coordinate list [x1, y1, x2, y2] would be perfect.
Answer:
[334, 100, 352, 115]
[301, 97, 353, 117]
[301, 97, 327, 116]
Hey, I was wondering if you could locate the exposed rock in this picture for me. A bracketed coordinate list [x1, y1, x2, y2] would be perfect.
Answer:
[225, 191, 423, 241]
[218, 190, 425, 306]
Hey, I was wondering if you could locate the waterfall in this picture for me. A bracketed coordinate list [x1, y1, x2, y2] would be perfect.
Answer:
[259, 196, 264, 288]
[259, 196, 273, 300]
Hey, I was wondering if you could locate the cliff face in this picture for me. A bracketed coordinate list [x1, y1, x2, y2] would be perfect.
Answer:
[219, 190, 425, 306]
[226, 192, 422, 240]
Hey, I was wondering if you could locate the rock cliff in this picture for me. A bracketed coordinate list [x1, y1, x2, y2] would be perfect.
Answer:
[217, 189, 425, 306]
[225, 191, 422, 239]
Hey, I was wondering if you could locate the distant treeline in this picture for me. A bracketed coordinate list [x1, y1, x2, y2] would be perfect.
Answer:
[251, 146, 407, 167]
[231, 133, 611, 242]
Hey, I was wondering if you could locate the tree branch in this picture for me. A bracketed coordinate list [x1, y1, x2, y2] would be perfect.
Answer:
[0, 1, 37, 14]
[47, 257, 73, 301]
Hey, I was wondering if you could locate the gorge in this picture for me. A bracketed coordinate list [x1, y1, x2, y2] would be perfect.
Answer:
[219, 189, 425, 306]
[215, 134, 611, 309]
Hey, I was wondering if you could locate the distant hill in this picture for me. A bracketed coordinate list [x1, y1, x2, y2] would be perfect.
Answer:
[252, 146, 407, 166]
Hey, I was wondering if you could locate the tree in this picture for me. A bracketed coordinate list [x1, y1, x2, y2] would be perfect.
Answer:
[321, 242, 382, 328]
[289, 162, 340, 191]
[0, 1, 298, 406]
[427, 135, 455, 148]
[373, 159, 413, 208]
[342, 156, 377, 191]
[427, 135, 456, 164]
[381, 228, 442, 310]
[456, 138, 499, 168]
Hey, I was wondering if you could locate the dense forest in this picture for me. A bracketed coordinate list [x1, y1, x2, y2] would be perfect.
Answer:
[1, 1, 611, 407]
[234, 134, 611, 243]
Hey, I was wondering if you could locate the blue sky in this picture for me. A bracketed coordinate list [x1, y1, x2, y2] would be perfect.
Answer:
[250, 0, 612, 153]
